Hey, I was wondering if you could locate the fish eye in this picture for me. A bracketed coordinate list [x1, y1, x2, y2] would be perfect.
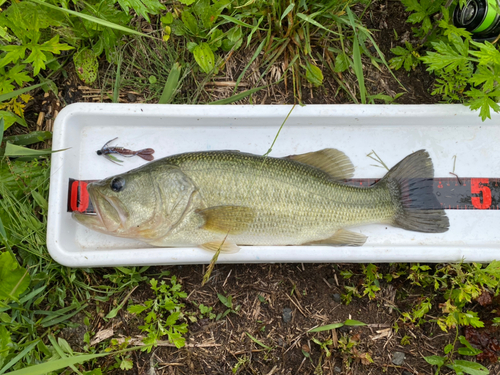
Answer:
[110, 177, 125, 192]
[96, 150, 102, 155]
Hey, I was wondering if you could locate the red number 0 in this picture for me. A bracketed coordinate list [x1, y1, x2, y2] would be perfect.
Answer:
[70, 181, 89, 212]
[471, 178, 491, 209]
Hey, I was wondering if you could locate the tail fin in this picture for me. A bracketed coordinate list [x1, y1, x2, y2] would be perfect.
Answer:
[137, 148, 155, 161]
[381, 150, 449, 233]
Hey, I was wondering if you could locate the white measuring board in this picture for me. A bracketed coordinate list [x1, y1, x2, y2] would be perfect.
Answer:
[47, 103, 500, 267]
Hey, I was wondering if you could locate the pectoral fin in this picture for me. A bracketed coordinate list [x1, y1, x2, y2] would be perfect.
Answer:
[285, 148, 355, 180]
[201, 241, 240, 253]
[197, 205, 256, 234]
[305, 229, 367, 246]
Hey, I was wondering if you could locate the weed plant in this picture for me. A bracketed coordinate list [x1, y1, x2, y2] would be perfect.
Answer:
[341, 262, 500, 374]
[390, 2, 500, 120]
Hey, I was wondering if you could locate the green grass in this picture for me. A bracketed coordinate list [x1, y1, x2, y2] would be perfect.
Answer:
[1, 0, 499, 372]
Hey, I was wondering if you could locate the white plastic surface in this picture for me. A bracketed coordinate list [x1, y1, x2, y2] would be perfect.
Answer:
[47, 103, 500, 267]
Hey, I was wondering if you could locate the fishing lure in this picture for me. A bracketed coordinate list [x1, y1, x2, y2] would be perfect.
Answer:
[96, 137, 155, 165]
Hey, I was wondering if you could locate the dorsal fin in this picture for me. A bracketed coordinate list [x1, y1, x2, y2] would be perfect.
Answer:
[285, 148, 355, 180]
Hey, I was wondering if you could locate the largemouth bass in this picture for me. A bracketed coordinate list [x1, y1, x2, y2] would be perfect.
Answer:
[72, 149, 449, 251]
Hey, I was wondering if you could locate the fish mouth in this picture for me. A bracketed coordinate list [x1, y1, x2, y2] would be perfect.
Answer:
[72, 184, 129, 233]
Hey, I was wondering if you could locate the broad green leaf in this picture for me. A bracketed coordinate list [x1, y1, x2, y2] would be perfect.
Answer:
[421, 41, 468, 72]
[469, 65, 499, 91]
[116, 0, 165, 22]
[161, 13, 174, 25]
[424, 355, 446, 366]
[0, 252, 30, 301]
[23, 35, 73, 76]
[74, 49, 98, 85]
[165, 311, 180, 326]
[159, 62, 181, 104]
[304, 61, 323, 86]
[334, 53, 350, 72]
[177, 0, 196, 4]
[0, 45, 27, 68]
[29, 0, 151, 38]
[458, 335, 482, 356]
[308, 323, 344, 332]
[444, 343, 454, 354]
[193, 42, 214, 73]
[196, 0, 231, 29]
[451, 360, 489, 375]
[0, 64, 33, 95]
[181, 10, 199, 35]
[120, 358, 133, 370]
[470, 41, 500, 66]
[128, 304, 149, 314]
[0, 111, 27, 130]
[0, 325, 12, 369]
[31, 190, 48, 211]
[466, 88, 500, 121]
[222, 26, 243, 51]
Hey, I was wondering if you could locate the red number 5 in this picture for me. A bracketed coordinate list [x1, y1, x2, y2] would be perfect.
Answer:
[471, 178, 491, 209]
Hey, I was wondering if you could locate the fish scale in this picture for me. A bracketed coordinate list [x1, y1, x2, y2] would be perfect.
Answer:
[72, 149, 449, 248]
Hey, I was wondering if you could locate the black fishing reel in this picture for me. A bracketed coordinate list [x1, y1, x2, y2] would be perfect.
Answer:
[453, 0, 500, 41]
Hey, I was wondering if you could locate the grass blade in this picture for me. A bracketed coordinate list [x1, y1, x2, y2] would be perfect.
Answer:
[296, 13, 340, 36]
[344, 319, 367, 326]
[4, 143, 68, 157]
[246, 332, 272, 350]
[235, 39, 265, 90]
[209, 85, 267, 104]
[48, 335, 82, 375]
[41, 303, 88, 328]
[159, 62, 181, 104]
[346, 7, 366, 104]
[308, 323, 344, 332]
[0, 82, 47, 103]
[219, 15, 263, 30]
[281, 3, 295, 21]
[113, 58, 122, 103]
[6, 353, 109, 375]
[0, 340, 40, 375]
[29, 0, 151, 38]
[0, 118, 3, 145]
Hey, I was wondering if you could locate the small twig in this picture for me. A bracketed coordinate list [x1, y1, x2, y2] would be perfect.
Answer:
[285, 293, 307, 317]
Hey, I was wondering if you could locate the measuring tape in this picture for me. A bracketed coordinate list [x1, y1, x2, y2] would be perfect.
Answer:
[67, 178, 499, 213]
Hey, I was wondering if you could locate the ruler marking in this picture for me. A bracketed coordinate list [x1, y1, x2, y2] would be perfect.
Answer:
[67, 177, 500, 213]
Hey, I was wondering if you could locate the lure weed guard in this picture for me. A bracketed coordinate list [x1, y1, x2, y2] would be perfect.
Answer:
[47, 104, 500, 267]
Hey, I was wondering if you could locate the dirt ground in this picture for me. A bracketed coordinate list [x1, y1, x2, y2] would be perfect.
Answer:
[13, 0, 500, 374]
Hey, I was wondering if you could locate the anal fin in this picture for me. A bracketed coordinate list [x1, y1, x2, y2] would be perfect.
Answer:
[305, 229, 367, 247]
[200, 241, 240, 254]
